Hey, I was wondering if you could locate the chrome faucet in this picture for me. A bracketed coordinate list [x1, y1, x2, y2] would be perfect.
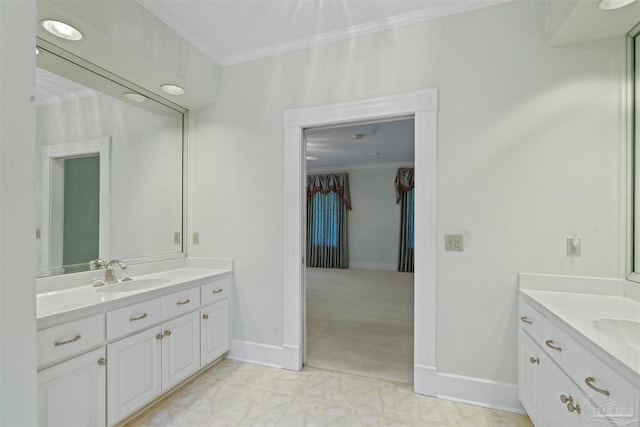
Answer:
[104, 260, 127, 284]
[89, 258, 106, 270]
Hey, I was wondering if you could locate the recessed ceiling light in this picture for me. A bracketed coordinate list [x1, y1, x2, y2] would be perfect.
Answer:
[598, 0, 637, 9]
[124, 92, 147, 103]
[41, 20, 83, 41]
[306, 156, 319, 161]
[160, 84, 186, 96]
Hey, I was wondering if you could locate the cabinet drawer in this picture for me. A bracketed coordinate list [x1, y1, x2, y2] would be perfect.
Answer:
[38, 313, 104, 367]
[107, 298, 161, 341]
[519, 298, 543, 341]
[541, 317, 577, 377]
[162, 287, 200, 320]
[201, 276, 230, 306]
[574, 345, 638, 419]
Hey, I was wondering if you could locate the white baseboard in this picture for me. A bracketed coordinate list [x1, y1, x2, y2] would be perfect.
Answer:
[436, 372, 525, 414]
[414, 364, 437, 396]
[348, 262, 397, 271]
[227, 339, 283, 368]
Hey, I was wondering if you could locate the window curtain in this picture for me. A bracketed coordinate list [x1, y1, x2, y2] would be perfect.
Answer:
[396, 168, 414, 273]
[306, 173, 351, 269]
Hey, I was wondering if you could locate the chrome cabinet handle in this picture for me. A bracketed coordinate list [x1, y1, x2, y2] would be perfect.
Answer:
[156, 333, 164, 340]
[202, 314, 209, 320]
[212, 288, 223, 294]
[545, 340, 562, 351]
[54, 334, 81, 346]
[177, 299, 190, 305]
[529, 357, 539, 365]
[520, 316, 533, 324]
[130, 313, 148, 321]
[97, 358, 107, 366]
[164, 330, 172, 337]
[585, 377, 610, 396]
[560, 394, 572, 404]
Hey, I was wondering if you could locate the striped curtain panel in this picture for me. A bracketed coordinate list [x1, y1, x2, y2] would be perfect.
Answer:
[306, 174, 351, 269]
[396, 168, 414, 273]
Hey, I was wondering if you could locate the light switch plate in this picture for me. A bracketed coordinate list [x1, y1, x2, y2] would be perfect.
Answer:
[445, 234, 463, 251]
[567, 237, 581, 257]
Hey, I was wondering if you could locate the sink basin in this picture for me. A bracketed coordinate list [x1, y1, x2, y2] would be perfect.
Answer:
[95, 278, 170, 293]
[593, 319, 640, 349]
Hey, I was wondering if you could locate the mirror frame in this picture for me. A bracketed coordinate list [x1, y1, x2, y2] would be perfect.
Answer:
[628, 22, 640, 282]
[36, 38, 190, 276]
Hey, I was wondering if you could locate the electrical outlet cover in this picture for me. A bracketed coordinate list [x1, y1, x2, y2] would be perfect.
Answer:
[445, 234, 464, 251]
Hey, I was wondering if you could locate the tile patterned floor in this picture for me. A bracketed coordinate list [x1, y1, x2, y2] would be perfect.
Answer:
[123, 359, 533, 427]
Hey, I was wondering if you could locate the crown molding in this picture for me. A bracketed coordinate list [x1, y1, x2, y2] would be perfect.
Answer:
[139, 0, 511, 67]
[307, 161, 414, 175]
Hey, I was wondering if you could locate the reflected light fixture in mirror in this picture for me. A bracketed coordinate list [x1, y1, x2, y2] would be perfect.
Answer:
[124, 92, 147, 103]
[160, 84, 186, 96]
[41, 20, 83, 41]
[598, 0, 637, 9]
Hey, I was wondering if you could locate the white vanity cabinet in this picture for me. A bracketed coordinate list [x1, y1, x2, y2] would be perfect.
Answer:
[38, 347, 107, 427]
[518, 296, 640, 427]
[200, 276, 231, 366]
[37, 269, 233, 427]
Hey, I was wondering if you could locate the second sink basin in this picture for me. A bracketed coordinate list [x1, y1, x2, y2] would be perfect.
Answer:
[96, 278, 170, 293]
[593, 318, 640, 349]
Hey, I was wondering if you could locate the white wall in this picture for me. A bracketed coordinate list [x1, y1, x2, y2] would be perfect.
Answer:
[0, 0, 37, 424]
[347, 168, 401, 270]
[190, 0, 625, 385]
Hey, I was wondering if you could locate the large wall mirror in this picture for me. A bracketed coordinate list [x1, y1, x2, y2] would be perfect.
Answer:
[36, 40, 186, 277]
[630, 23, 640, 282]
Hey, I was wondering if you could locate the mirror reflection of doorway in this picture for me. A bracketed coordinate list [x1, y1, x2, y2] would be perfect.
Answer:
[304, 118, 415, 384]
[62, 155, 100, 266]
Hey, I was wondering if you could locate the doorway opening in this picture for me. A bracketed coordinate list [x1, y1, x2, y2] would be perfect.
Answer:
[283, 89, 438, 396]
[303, 118, 415, 384]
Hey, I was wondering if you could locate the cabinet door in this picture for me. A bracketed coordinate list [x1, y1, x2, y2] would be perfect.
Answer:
[542, 356, 585, 427]
[107, 326, 162, 425]
[161, 311, 200, 390]
[38, 347, 106, 427]
[201, 299, 230, 366]
[519, 332, 542, 425]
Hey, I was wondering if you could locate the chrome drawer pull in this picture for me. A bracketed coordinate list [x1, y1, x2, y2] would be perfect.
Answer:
[212, 288, 223, 294]
[545, 340, 562, 351]
[585, 377, 610, 396]
[202, 314, 209, 320]
[520, 316, 533, 324]
[54, 334, 81, 346]
[97, 358, 107, 366]
[567, 402, 580, 413]
[156, 333, 164, 340]
[164, 330, 172, 337]
[560, 394, 572, 404]
[177, 299, 190, 305]
[129, 313, 148, 321]
[529, 357, 540, 365]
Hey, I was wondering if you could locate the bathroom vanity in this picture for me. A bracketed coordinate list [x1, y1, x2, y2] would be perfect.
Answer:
[36, 266, 231, 427]
[518, 274, 640, 427]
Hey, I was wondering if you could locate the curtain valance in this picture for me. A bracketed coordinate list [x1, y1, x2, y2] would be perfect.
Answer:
[307, 173, 352, 210]
[395, 167, 414, 204]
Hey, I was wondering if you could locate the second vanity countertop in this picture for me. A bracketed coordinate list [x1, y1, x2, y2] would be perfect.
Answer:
[520, 280, 640, 382]
[37, 267, 231, 328]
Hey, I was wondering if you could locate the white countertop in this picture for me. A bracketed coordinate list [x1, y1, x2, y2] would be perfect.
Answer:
[520, 281, 640, 380]
[37, 267, 231, 323]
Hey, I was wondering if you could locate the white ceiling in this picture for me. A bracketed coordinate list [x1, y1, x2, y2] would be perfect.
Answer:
[306, 118, 414, 171]
[136, 0, 509, 65]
